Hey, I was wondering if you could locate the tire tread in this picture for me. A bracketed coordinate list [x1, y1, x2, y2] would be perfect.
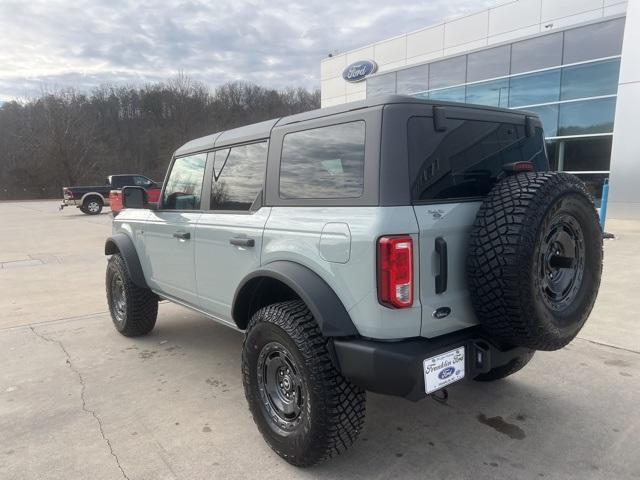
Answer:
[106, 254, 157, 337]
[242, 300, 366, 467]
[466, 172, 602, 350]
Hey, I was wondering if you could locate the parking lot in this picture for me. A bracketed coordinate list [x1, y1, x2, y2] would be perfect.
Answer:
[1, 200, 638, 480]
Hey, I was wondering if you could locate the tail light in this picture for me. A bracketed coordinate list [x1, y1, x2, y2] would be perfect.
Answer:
[377, 235, 414, 309]
[63, 188, 73, 199]
[502, 161, 535, 173]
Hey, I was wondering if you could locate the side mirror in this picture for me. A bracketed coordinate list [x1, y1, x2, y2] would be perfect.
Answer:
[122, 186, 148, 209]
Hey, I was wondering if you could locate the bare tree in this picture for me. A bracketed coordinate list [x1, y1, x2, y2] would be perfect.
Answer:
[0, 77, 320, 199]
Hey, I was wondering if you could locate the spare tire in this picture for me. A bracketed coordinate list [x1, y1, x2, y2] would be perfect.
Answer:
[467, 172, 602, 351]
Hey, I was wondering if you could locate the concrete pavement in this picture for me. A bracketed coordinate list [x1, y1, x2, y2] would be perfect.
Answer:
[0, 200, 638, 479]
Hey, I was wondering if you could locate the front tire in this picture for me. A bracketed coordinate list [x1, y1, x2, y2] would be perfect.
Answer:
[106, 254, 158, 337]
[242, 300, 366, 467]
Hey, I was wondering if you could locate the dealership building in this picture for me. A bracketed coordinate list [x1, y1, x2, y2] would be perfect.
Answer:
[320, 0, 640, 218]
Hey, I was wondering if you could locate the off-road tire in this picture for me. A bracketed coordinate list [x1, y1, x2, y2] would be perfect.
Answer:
[106, 254, 158, 337]
[242, 300, 366, 467]
[474, 350, 535, 382]
[83, 196, 103, 215]
[467, 172, 602, 351]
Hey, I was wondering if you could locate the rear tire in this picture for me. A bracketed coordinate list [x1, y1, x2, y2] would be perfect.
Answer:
[467, 172, 603, 351]
[242, 300, 366, 467]
[473, 351, 535, 382]
[83, 196, 103, 215]
[106, 254, 158, 337]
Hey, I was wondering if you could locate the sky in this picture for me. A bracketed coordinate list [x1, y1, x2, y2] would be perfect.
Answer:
[0, 0, 493, 101]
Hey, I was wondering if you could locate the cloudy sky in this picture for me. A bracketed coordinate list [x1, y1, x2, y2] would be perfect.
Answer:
[0, 0, 492, 101]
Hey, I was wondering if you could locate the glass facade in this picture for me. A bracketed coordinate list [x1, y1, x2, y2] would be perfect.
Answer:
[560, 59, 620, 100]
[511, 32, 563, 74]
[397, 64, 429, 94]
[465, 78, 509, 107]
[466, 45, 510, 82]
[557, 97, 616, 136]
[366, 17, 626, 203]
[509, 69, 561, 107]
[428, 86, 466, 102]
[429, 56, 467, 89]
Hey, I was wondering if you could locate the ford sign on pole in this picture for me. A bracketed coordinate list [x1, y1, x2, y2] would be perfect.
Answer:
[342, 60, 378, 83]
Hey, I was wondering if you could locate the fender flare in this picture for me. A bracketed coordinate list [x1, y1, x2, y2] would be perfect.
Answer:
[232, 261, 359, 337]
[104, 233, 148, 289]
[81, 192, 108, 205]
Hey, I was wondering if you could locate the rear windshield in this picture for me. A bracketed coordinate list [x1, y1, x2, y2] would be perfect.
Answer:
[408, 116, 548, 202]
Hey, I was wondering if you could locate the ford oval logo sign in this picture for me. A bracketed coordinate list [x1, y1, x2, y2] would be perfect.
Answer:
[342, 60, 378, 83]
[438, 367, 456, 380]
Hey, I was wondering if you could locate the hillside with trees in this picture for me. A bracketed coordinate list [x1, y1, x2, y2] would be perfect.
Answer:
[0, 76, 320, 199]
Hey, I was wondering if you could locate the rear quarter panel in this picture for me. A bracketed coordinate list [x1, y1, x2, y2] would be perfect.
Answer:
[262, 206, 422, 339]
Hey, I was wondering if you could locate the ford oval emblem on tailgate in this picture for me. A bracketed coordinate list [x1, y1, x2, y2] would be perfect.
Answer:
[433, 307, 451, 319]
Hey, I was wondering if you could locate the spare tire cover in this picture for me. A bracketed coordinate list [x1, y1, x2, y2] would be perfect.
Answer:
[466, 172, 603, 351]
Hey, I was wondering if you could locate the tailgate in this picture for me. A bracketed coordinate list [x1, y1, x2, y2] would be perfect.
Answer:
[413, 202, 482, 338]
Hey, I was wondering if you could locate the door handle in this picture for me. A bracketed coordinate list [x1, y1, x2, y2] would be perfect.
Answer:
[230, 237, 255, 247]
[435, 237, 448, 294]
[173, 231, 191, 240]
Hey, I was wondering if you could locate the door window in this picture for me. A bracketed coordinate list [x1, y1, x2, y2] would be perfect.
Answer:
[210, 142, 267, 211]
[162, 153, 207, 210]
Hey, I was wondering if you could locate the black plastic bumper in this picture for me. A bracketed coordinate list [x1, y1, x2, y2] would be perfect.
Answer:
[332, 327, 531, 401]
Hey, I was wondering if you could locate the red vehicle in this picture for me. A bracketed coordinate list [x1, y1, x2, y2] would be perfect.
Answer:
[109, 187, 161, 217]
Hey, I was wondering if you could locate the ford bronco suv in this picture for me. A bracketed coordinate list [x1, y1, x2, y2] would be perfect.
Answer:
[104, 96, 602, 467]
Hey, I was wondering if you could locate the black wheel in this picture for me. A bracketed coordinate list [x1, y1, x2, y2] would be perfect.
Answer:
[83, 196, 103, 215]
[474, 351, 535, 382]
[242, 300, 366, 467]
[467, 172, 603, 351]
[106, 254, 158, 337]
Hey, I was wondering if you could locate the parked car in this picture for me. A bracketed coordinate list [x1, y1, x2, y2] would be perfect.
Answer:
[104, 96, 603, 466]
[60, 174, 157, 215]
[109, 187, 161, 217]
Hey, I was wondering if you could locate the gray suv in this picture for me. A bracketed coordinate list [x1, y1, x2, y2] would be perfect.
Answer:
[104, 96, 603, 466]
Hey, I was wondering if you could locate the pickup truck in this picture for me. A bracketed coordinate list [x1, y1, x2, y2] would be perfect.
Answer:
[60, 174, 157, 215]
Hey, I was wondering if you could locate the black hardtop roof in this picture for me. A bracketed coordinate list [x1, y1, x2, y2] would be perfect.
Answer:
[174, 95, 536, 157]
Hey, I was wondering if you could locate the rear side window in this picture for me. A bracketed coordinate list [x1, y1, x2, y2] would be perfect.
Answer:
[110, 176, 130, 188]
[162, 153, 207, 210]
[210, 142, 267, 211]
[408, 117, 548, 202]
[279, 121, 365, 199]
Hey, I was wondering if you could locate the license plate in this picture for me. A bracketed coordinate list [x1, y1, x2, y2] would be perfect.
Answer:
[423, 347, 465, 394]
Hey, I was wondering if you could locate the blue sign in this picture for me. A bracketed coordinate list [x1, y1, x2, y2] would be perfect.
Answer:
[438, 367, 456, 380]
[342, 60, 378, 83]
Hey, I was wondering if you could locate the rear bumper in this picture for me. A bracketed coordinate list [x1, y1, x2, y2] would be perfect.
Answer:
[60, 199, 79, 209]
[333, 327, 531, 401]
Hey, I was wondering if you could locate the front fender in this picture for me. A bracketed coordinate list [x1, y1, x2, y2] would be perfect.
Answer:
[104, 233, 148, 289]
[232, 261, 359, 337]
